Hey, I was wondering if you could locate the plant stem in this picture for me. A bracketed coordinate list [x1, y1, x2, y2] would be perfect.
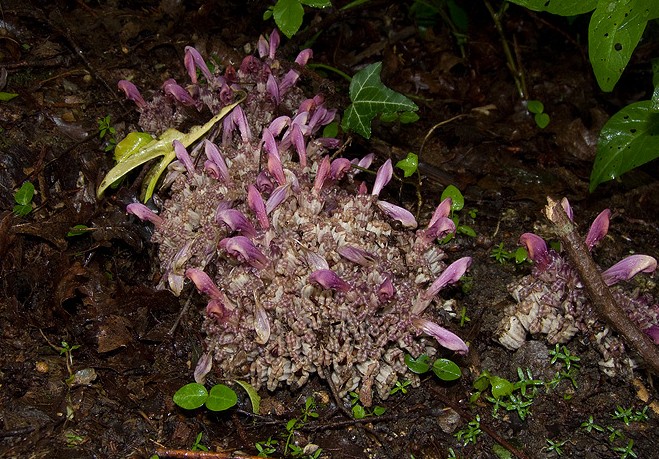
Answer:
[543, 197, 659, 375]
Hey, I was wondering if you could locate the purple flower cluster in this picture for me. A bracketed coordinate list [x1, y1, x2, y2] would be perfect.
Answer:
[497, 198, 657, 372]
[123, 31, 470, 404]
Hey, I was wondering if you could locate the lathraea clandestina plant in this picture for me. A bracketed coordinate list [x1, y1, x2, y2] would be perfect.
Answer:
[497, 198, 657, 374]
[113, 30, 471, 405]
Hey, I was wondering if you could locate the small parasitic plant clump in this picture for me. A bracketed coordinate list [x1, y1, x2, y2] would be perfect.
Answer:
[497, 198, 658, 373]
[117, 31, 470, 405]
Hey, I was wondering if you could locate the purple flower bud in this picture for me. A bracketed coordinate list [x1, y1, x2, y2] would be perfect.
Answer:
[372, 159, 393, 196]
[266, 184, 290, 214]
[306, 252, 329, 271]
[428, 198, 452, 228]
[239, 55, 261, 76]
[601, 254, 657, 286]
[415, 257, 472, 314]
[268, 29, 280, 60]
[215, 208, 257, 238]
[203, 140, 230, 183]
[316, 138, 341, 149]
[257, 34, 269, 58]
[256, 171, 274, 194]
[269, 116, 291, 136]
[419, 216, 456, 244]
[292, 123, 307, 167]
[309, 269, 351, 292]
[330, 158, 352, 180]
[248, 185, 269, 229]
[268, 149, 286, 187]
[378, 277, 395, 302]
[206, 299, 234, 324]
[267, 74, 281, 105]
[314, 156, 331, 193]
[126, 202, 163, 228]
[279, 69, 300, 95]
[204, 160, 221, 179]
[173, 140, 195, 175]
[184, 46, 213, 84]
[219, 83, 234, 105]
[222, 111, 236, 146]
[219, 235, 269, 270]
[358, 182, 368, 195]
[232, 106, 252, 143]
[412, 318, 468, 355]
[585, 209, 611, 250]
[356, 153, 374, 170]
[254, 299, 271, 344]
[560, 197, 573, 221]
[519, 233, 550, 270]
[377, 201, 417, 228]
[117, 80, 146, 109]
[186, 268, 223, 300]
[295, 48, 313, 66]
[193, 352, 213, 384]
[162, 79, 197, 107]
[338, 245, 375, 266]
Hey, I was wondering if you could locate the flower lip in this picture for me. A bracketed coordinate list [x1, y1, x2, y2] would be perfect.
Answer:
[126, 202, 163, 228]
[412, 317, 469, 355]
[601, 254, 657, 286]
[186, 268, 223, 300]
[413, 256, 472, 314]
[309, 269, 351, 292]
[215, 208, 257, 238]
[338, 245, 375, 266]
[219, 235, 269, 270]
[376, 200, 418, 229]
[204, 140, 230, 183]
[519, 233, 550, 269]
[372, 159, 393, 196]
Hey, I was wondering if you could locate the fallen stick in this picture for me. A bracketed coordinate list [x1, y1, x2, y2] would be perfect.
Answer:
[543, 197, 659, 375]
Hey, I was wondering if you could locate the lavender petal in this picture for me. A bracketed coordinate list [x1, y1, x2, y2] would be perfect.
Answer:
[601, 254, 657, 286]
[412, 318, 468, 354]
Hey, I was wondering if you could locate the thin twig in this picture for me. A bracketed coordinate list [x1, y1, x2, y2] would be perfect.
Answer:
[543, 197, 659, 375]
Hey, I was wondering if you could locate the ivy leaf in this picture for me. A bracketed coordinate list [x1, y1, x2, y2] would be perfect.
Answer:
[590, 99, 659, 191]
[342, 62, 418, 138]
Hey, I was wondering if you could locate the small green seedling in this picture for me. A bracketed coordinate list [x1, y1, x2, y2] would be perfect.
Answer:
[471, 368, 543, 420]
[191, 432, 209, 452]
[580, 415, 605, 433]
[395, 152, 419, 178]
[283, 396, 323, 457]
[97, 115, 118, 152]
[611, 405, 649, 426]
[613, 439, 637, 459]
[440, 185, 476, 240]
[526, 100, 550, 129]
[255, 436, 279, 457]
[547, 344, 580, 390]
[544, 438, 566, 456]
[454, 414, 482, 446]
[173, 382, 237, 412]
[389, 379, 412, 395]
[490, 242, 529, 264]
[13, 181, 35, 217]
[405, 353, 462, 381]
[66, 225, 92, 237]
[348, 391, 386, 419]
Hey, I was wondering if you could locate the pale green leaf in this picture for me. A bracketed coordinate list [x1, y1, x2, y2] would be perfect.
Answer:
[14, 181, 35, 205]
[590, 99, 659, 191]
[234, 380, 261, 414]
[506, 0, 597, 15]
[342, 62, 418, 138]
[205, 384, 238, 411]
[173, 383, 208, 410]
[0, 92, 19, 102]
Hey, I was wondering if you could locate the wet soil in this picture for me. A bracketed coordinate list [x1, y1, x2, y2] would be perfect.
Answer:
[1, 1, 658, 458]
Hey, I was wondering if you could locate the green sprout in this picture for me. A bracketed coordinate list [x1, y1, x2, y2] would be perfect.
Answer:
[255, 437, 279, 457]
[190, 432, 209, 452]
[454, 414, 482, 446]
[526, 100, 550, 129]
[613, 439, 637, 459]
[545, 438, 566, 456]
[349, 391, 386, 419]
[390, 379, 412, 395]
[173, 382, 238, 412]
[580, 415, 605, 433]
[13, 181, 35, 217]
[97, 115, 117, 152]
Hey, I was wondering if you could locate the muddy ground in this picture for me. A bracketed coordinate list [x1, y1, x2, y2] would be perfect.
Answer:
[1, 1, 658, 458]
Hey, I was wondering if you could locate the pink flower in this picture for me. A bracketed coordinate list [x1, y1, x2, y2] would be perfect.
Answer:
[412, 318, 468, 354]
[413, 257, 472, 314]
[376, 201, 417, 228]
[519, 233, 550, 270]
[219, 236, 269, 270]
[173, 140, 195, 175]
[184, 46, 213, 84]
[248, 185, 269, 229]
[126, 203, 163, 228]
[117, 80, 146, 109]
[309, 269, 351, 292]
[601, 255, 657, 286]
[371, 159, 393, 196]
[585, 209, 611, 250]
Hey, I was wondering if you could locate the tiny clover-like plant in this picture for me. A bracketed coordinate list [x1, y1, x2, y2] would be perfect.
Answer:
[97, 115, 118, 152]
[611, 405, 648, 426]
[549, 344, 580, 372]
[348, 391, 386, 419]
[342, 62, 419, 139]
[264, 0, 331, 39]
[526, 99, 550, 129]
[173, 382, 238, 412]
[13, 181, 35, 217]
[440, 185, 476, 239]
[404, 353, 462, 381]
